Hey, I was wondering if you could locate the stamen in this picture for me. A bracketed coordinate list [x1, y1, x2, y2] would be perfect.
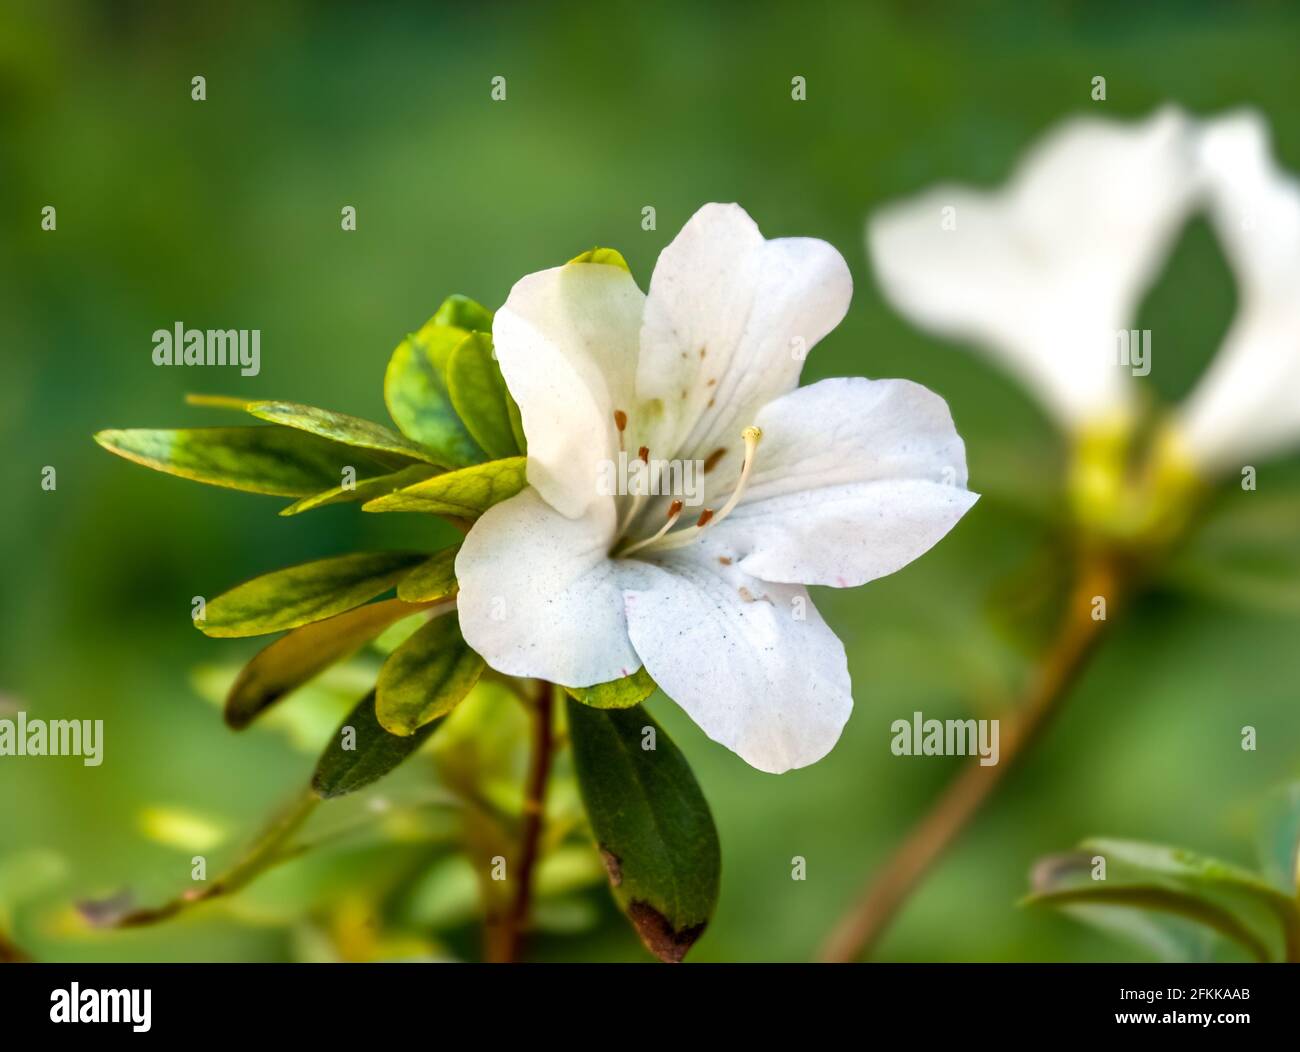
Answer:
[613, 409, 628, 453]
[616, 443, 653, 535]
[619, 499, 684, 557]
[636, 425, 763, 555]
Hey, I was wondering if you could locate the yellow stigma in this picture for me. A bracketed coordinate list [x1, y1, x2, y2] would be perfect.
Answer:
[629, 425, 764, 556]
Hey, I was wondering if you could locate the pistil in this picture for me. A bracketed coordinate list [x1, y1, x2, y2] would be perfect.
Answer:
[618, 499, 685, 557]
[621, 426, 763, 557]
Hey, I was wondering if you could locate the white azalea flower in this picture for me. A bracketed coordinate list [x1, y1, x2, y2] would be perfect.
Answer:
[1177, 112, 1300, 474]
[456, 204, 977, 773]
[867, 107, 1300, 480]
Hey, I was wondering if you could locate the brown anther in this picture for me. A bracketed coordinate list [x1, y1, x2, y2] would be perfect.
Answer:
[638, 445, 650, 463]
[668, 499, 684, 518]
[613, 410, 628, 432]
[695, 508, 714, 528]
[702, 447, 727, 473]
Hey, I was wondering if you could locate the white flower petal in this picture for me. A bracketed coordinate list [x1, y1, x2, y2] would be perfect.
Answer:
[638, 203, 852, 465]
[493, 262, 646, 517]
[622, 539, 852, 773]
[455, 487, 640, 686]
[1177, 111, 1300, 472]
[702, 377, 977, 587]
[868, 108, 1199, 428]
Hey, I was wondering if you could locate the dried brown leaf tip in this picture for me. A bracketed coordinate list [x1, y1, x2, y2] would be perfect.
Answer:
[599, 846, 623, 887]
[627, 901, 707, 964]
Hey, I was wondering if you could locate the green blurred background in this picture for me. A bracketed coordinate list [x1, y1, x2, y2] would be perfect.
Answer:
[3, 0, 1300, 962]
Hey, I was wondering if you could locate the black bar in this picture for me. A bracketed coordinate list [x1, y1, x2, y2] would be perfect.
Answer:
[0, 962, 1292, 1038]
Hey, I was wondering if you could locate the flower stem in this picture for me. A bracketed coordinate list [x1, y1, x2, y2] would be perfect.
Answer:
[818, 552, 1124, 962]
[106, 788, 320, 928]
[490, 680, 556, 963]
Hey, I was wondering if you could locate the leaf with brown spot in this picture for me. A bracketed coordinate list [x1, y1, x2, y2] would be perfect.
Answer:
[566, 700, 720, 962]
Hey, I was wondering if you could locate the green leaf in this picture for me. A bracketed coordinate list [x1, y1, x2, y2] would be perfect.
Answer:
[363, 456, 526, 518]
[94, 426, 388, 497]
[375, 614, 484, 735]
[397, 545, 461, 602]
[384, 298, 492, 468]
[1164, 489, 1300, 615]
[1257, 783, 1300, 896]
[564, 667, 656, 709]
[224, 597, 429, 729]
[566, 699, 720, 962]
[245, 401, 440, 466]
[447, 332, 523, 459]
[1025, 883, 1275, 962]
[568, 247, 631, 272]
[1082, 838, 1296, 911]
[312, 690, 443, 799]
[201, 551, 427, 637]
[506, 389, 527, 453]
[433, 293, 493, 333]
[279, 462, 441, 516]
[1085, 837, 1300, 960]
[184, 393, 253, 411]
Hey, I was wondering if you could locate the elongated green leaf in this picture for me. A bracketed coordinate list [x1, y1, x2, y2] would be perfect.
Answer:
[506, 388, 527, 453]
[279, 462, 441, 516]
[363, 456, 526, 517]
[566, 699, 720, 962]
[569, 247, 631, 272]
[201, 551, 427, 637]
[1083, 838, 1295, 910]
[224, 597, 430, 729]
[376, 614, 483, 735]
[1026, 884, 1274, 962]
[312, 690, 443, 798]
[564, 667, 656, 710]
[384, 297, 492, 468]
[185, 393, 252, 411]
[94, 427, 387, 497]
[245, 401, 439, 465]
[397, 545, 460, 602]
[447, 332, 522, 459]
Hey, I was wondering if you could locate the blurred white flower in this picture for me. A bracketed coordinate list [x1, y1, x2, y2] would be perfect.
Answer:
[1178, 113, 1300, 474]
[868, 107, 1300, 479]
[456, 203, 977, 773]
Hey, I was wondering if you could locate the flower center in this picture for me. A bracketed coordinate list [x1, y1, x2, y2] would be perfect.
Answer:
[615, 424, 763, 558]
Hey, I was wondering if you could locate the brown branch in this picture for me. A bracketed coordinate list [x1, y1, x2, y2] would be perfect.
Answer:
[89, 789, 320, 929]
[818, 554, 1124, 962]
[488, 680, 555, 962]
